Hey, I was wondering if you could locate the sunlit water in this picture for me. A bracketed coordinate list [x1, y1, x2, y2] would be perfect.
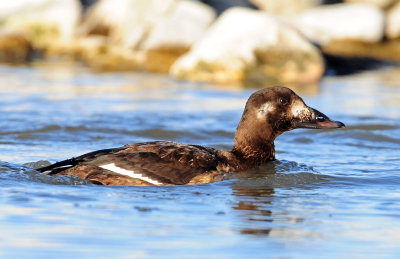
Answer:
[0, 62, 399, 258]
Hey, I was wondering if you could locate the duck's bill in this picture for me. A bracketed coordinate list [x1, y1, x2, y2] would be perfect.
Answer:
[295, 108, 345, 129]
[296, 120, 345, 129]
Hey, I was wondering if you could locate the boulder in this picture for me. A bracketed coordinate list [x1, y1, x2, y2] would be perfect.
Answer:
[140, 0, 215, 50]
[171, 8, 324, 86]
[250, 0, 322, 16]
[292, 3, 385, 45]
[0, 0, 81, 49]
[140, 0, 216, 73]
[79, 0, 215, 72]
[80, 0, 215, 49]
[80, 0, 175, 47]
[387, 1, 400, 39]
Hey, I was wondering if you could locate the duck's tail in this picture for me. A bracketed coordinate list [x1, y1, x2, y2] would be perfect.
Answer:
[36, 147, 123, 175]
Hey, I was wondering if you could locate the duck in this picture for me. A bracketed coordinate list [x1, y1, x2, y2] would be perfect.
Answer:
[37, 86, 345, 186]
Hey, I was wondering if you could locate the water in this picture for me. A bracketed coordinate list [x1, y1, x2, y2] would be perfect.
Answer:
[0, 62, 399, 258]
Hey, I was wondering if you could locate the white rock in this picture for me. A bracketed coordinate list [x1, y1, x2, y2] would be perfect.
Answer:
[0, 0, 81, 43]
[250, 0, 321, 17]
[171, 8, 323, 84]
[79, 0, 173, 47]
[80, 0, 215, 49]
[387, 1, 400, 39]
[141, 0, 215, 49]
[292, 3, 385, 45]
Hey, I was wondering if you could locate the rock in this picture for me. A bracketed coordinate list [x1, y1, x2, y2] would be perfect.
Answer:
[292, 3, 385, 45]
[322, 39, 400, 61]
[145, 47, 190, 73]
[140, 0, 215, 50]
[85, 46, 145, 72]
[0, 30, 34, 64]
[79, 0, 175, 47]
[171, 8, 324, 86]
[140, 0, 215, 73]
[73, 36, 145, 72]
[250, 0, 322, 16]
[80, 0, 215, 49]
[387, 1, 400, 39]
[0, 0, 81, 49]
[79, 0, 215, 72]
[344, 0, 397, 9]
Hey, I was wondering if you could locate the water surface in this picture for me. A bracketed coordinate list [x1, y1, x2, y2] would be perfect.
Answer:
[0, 63, 399, 258]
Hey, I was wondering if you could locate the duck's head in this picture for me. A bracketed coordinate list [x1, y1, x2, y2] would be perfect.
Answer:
[233, 86, 345, 160]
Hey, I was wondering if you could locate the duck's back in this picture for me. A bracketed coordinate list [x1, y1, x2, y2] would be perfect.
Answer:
[38, 141, 227, 186]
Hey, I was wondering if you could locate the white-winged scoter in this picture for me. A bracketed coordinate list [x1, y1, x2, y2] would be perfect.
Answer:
[38, 87, 345, 186]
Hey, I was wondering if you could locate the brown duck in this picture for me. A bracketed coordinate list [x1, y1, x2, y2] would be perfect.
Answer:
[38, 87, 345, 186]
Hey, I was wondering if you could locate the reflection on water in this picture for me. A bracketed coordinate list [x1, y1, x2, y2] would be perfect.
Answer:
[0, 63, 400, 257]
[232, 185, 274, 236]
[229, 161, 330, 237]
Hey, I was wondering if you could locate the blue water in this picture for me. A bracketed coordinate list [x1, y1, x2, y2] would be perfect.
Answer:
[0, 63, 399, 258]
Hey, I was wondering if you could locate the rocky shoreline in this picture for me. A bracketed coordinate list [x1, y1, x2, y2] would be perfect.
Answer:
[0, 0, 399, 87]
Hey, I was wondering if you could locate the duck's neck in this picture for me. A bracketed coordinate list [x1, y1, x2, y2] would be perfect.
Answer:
[231, 126, 276, 170]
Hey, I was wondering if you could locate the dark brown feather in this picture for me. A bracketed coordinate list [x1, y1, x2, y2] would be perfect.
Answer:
[40, 141, 231, 185]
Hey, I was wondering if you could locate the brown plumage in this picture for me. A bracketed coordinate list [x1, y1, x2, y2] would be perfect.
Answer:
[37, 87, 345, 186]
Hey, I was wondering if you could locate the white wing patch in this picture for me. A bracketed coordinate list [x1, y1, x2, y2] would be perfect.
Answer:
[257, 102, 274, 119]
[100, 163, 162, 185]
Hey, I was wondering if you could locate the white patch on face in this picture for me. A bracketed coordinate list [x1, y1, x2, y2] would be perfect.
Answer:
[100, 163, 162, 185]
[257, 102, 275, 119]
[291, 100, 309, 118]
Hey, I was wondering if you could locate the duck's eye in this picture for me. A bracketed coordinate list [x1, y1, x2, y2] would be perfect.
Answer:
[279, 97, 288, 105]
[316, 115, 325, 122]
